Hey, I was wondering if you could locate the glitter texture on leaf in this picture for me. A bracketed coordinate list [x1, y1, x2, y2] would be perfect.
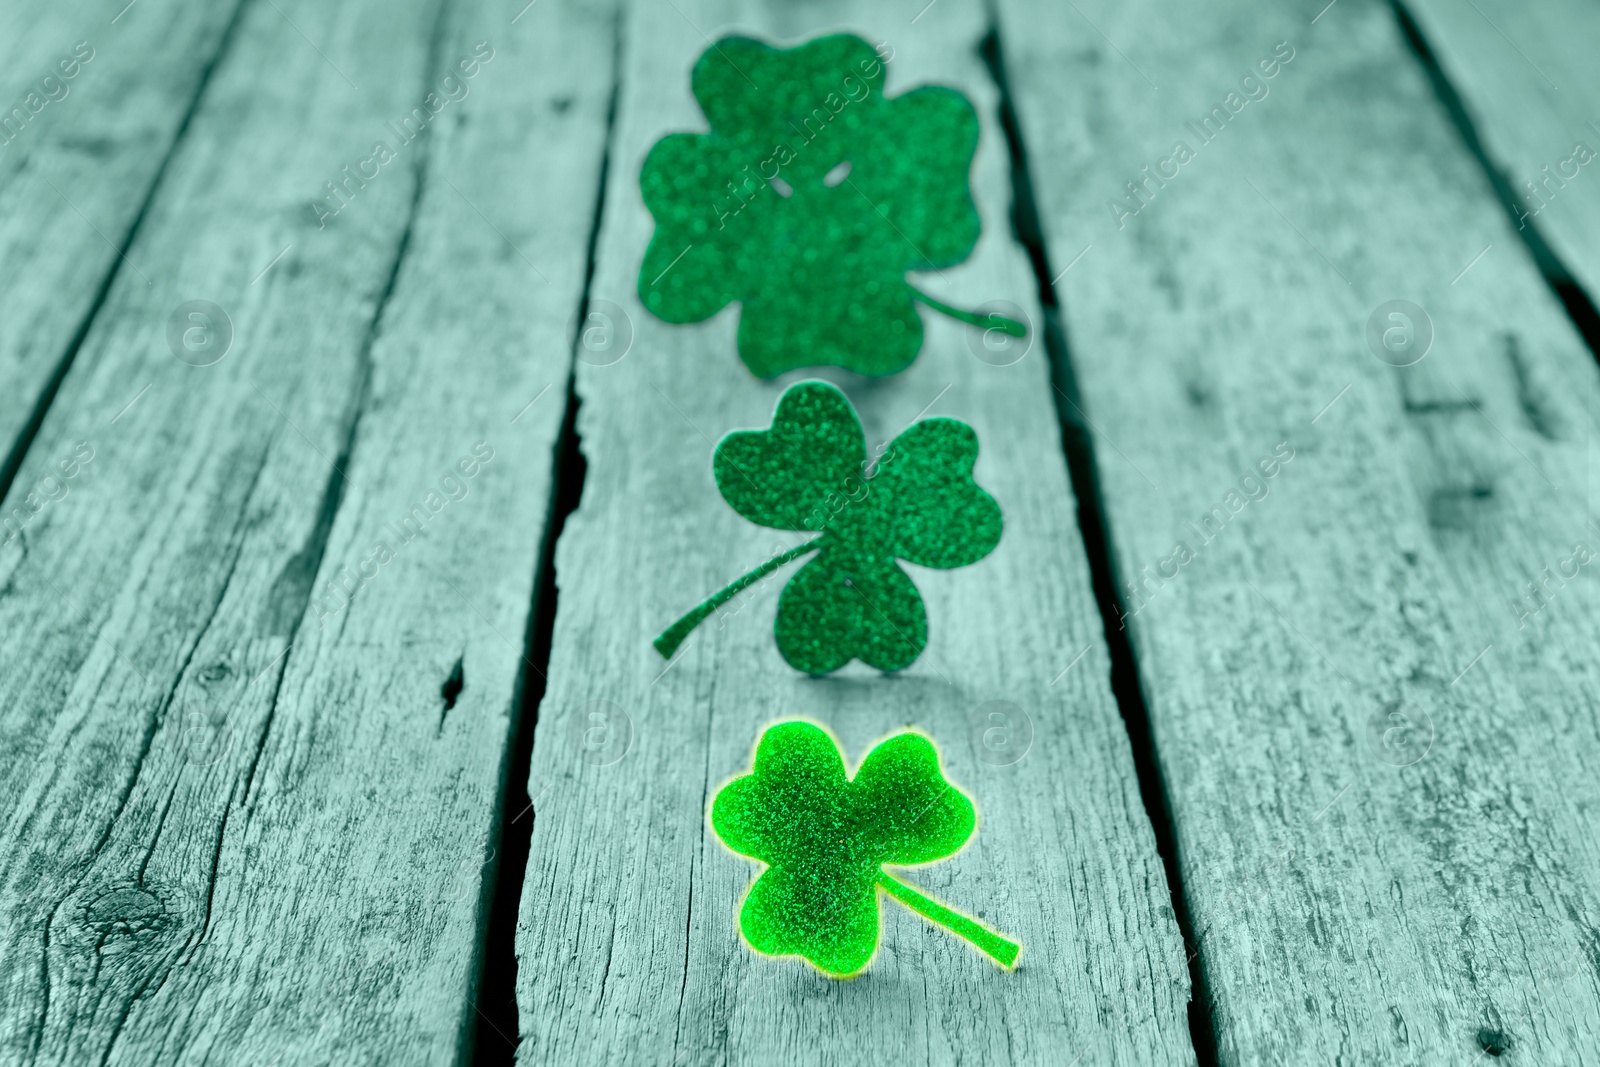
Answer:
[712, 720, 1021, 977]
[653, 380, 1002, 674]
[638, 33, 1024, 378]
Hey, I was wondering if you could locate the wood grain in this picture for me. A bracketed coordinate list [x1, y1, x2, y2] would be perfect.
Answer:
[997, 0, 1600, 1059]
[0, 0, 242, 473]
[512, 0, 1195, 1063]
[1403, 0, 1600, 301]
[0, 0, 611, 1062]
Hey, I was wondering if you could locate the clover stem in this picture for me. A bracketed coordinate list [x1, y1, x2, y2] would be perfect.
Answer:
[875, 870, 1021, 969]
[907, 286, 1027, 338]
[653, 538, 825, 659]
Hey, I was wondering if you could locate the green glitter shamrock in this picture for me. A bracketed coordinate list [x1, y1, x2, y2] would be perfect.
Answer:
[637, 33, 1025, 378]
[712, 720, 1020, 976]
[654, 380, 1002, 674]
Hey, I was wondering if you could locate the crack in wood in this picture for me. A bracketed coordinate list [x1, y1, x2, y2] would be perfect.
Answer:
[1392, 0, 1600, 367]
[980, 20, 1218, 1067]
[469, 9, 621, 1060]
[0, 0, 257, 513]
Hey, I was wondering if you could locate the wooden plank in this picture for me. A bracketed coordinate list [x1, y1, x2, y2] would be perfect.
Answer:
[0, 0, 611, 1062]
[996, 0, 1600, 1060]
[1402, 0, 1600, 302]
[0, 0, 240, 473]
[513, 0, 1195, 1063]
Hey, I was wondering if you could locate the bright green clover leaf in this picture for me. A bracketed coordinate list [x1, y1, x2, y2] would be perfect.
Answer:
[712, 720, 1020, 977]
[654, 380, 1002, 674]
[637, 33, 1025, 378]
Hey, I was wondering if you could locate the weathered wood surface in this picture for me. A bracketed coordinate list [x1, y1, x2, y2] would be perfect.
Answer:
[1403, 0, 1600, 301]
[0, 0, 609, 1062]
[997, 0, 1600, 1060]
[0, 0, 240, 475]
[9, 0, 1600, 1060]
[512, 0, 1195, 1063]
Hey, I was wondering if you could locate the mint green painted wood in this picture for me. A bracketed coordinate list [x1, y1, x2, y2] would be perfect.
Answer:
[997, 0, 1600, 1060]
[1403, 0, 1600, 297]
[0, 0, 611, 1062]
[0, 0, 239, 465]
[512, 0, 1195, 1063]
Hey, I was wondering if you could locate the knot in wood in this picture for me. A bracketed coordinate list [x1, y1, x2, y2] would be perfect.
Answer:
[84, 886, 169, 939]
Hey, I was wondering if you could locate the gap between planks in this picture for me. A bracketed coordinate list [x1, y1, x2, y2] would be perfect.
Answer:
[470, 4, 625, 1049]
[0, 0, 255, 517]
[980, 24, 1221, 1067]
[1390, 0, 1600, 365]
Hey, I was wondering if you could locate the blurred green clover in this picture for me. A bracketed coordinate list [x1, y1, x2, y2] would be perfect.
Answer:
[654, 380, 1002, 674]
[638, 33, 1024, 378]
[712, 720, 1020, 977]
